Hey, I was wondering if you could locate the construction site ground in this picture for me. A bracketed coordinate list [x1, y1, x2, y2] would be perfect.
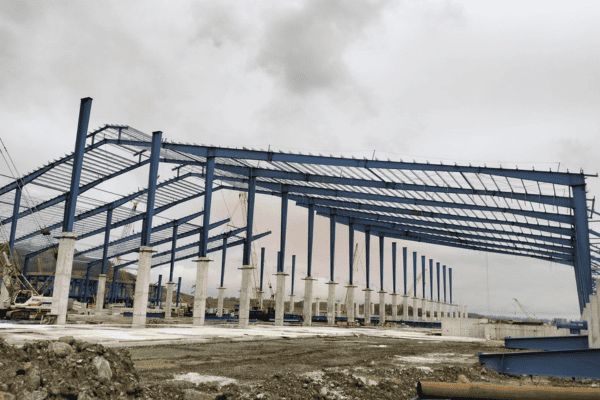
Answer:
[1, 316, 600, 400]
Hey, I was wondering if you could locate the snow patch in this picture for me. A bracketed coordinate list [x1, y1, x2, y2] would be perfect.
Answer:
[172, 372, 237, 387]
[301, 370, 325, 383]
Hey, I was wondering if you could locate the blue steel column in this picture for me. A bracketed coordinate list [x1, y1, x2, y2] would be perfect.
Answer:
[141, 131, 162, 246]
[169, 225, 178, 282]
[200, 156, 215, 257]
[429, 259, 434, 300]
[449, 268, 453, 304]
[443, 265, 447, 303]
[392, 243, 397, 293]
[83, 264, 92, 302]
[308, 204, 315, 276]
[277, 251, 281, 271]
[291, 255, 296, 295]
[379, 235, 384, 290]
[244, 175, 256, 265]
[421, 255, 426, 299]
[101, 209, 113, 275]
[349, 222, 355, 284]
[573, 184, 592, 311]
[260, 247, 265, 290]
[365, 229, 370, 288]
[413, 252, 417, 297]
[176, 276, 182, 307]
[110, 269, 117, 303]
[9, 186, 22, 257]
[403, 247, 408, 295]
[63, 97, 92, 233]
[436, 262, 441, 301]
[329, 214, 336, 281]
[279, 190, 288, 272]
[220, 237, 227, 287]
[156, 274, 162, 307]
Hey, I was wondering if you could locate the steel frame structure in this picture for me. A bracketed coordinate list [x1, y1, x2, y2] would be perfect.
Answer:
[0, 97, 596, 314]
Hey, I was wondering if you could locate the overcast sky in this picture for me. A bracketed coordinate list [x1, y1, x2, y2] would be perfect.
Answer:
[1, 0, 599, 320]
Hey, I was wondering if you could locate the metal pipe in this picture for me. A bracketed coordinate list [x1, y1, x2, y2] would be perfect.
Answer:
[417, 381, 600, 399]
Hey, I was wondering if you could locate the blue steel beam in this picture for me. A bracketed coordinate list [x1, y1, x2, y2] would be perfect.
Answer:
[200, 156, 215, 257]
[379, 235, 384, 291]
[141, 131, 162, 247]
[63, 97, 93, 232]
[169, 225, 178, 282]
[403, 247, 407, 295]
[443, 265, 447, 303]
[436, 263, 441, 302]
[330, 214, 335, 282]
[349, 222, 354, 285]
[319, 213, 573, 262]
[153, 141, 587, 186]
[292, 197, 573, 239]
[449, 267, 453, 304]
[308, 204, 315, 277]
[220, 236, 227, 288]
[365, 228, 370, 289]
[279, 190, 288, 272]
[504, 335, 589, 351]
[478, 349, 600, 379]
[413, 252, 417, 297]
[291, 255, 296, 295]
[429, 259, 434, 300]
[164, 161, 573, 208]
[100, 209, 113, 275]
[8, 186, 22, 256]
[573, 184, 593, 311]
[392, 242, 397, 293]
[422, 255, 426, 299]
[260, 247, 265, 291]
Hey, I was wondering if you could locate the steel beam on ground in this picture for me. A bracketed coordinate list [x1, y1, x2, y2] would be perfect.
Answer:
[505, 335, 589, 351]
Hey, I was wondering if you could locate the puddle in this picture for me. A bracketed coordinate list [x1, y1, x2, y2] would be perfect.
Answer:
[173, 372, 237, 387]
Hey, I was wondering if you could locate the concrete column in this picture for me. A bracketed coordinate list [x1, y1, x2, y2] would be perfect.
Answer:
[390, 293, 398, 321]
[363, 288, 372, 323]
[289, 294, 295, 314]
[355, 301, 359, 318]
[302, 277, 316, 326]
[346, 285, 356, 321]
[378, 291, 386, 325]
[275, 272, 288, 326]
[132, 246, 153, 327]
[315, 297, 321, 316]
[412, 297, 420, 320]
[422, 299, 428, 321]
[442, 303, 447, 319]
[51, 232, 77, 325]
[463, 305, 468, 319]
[401, 295, 409, 320]
[257, 290, 265, 310]
[239, 266, 254, 327]
[165, 282, 174, 319]
[454, 305, 459, 318]
[589, 294, 599, 348]
[95, 274, 107, 313]
[435, 302, 441, 320]
[327, 281, 337, 325]
[192, 257, 210, 326]
[217, 286, 226, 317]
[335, 300, 340, 319]
[370, 302, 375, 316]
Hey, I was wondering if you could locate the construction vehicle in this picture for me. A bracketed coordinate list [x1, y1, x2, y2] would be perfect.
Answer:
[513, 298, 543, 324]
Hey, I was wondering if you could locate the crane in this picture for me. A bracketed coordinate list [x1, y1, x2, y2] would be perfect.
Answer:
[513, 298, 538, 322]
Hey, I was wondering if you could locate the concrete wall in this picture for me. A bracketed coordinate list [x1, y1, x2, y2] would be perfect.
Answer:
[442, 317, 571, 339]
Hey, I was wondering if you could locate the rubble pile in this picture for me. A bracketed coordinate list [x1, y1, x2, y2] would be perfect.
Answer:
[0, 337, 184, 399]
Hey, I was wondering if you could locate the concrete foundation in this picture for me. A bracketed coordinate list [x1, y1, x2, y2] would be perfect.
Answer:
[217, 286, 226, 317]
[401, 295, 409, 319]
[345, 285, 356, 321]
[51, 232, 78, 325]
[132, 246, 153, 327]
[289, 294, 295, 314]
[165, 282, 174, 319]
[378, 291, 386, 325]
[239, 266, 254, 327]
[327, 282, 337, 326]
[96, 274, 107, 313]
[442, 318, 571, 340]
[390, 293, 398, 321]
[302, 277, 316, 326]
[192, 257, 210, 326]
[275, 272, 288, 326]
[363, 289, 372, 322]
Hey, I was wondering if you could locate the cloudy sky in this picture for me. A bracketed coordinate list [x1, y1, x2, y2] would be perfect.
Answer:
[1, 0, 599, 320]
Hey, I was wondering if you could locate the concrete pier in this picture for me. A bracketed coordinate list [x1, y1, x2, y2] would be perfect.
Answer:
[589, 294, 599, 348]
[52, 232, 78, 325]
[239, 266, 255, 327]
[378, 290, 386, 325]
[217, 286, 226, 317]
[345, 285, 356, 321]
[192, 257, 210, 326]
[302, 277, 316, 326]
[257, 290, 265, 311]
[412, 297, 418, 321]
[96, 274, 107, 313]
[390, 293, 398, 321]
[165, 282, 174, 319]
[288, 294, 295, 314]
[327, 282, 337, 326]
[132, 246, 153, 327]
[364, 289, 373, 323]
[436, 302, 442, 321]
[401, 295, 409, 320]
[275, 272, 288, 326]
[462, 305, 468, 319]
[315, 297, 321, 316]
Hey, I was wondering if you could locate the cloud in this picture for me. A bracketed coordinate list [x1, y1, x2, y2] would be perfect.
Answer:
[257, 0, 391, 95]
[192, 3, 248, 48]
